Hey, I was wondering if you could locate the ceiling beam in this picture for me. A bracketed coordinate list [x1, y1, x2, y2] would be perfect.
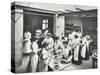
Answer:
[65, 9, 75, 12]
[75, 8, 85, 11]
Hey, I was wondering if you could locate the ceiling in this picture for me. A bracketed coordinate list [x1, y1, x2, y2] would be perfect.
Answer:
[13, 1, 97, 12]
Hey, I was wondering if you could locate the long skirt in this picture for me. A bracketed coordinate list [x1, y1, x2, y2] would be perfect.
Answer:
[22, 53, 31, 72]
[26, 53, 38, 72]
[37, 48, 51, 72]
[31, 54, 38, 72]
[37, 58, 50, 72]
[81, 45, 89, 60]
[81, 44, 87, 58]
[63, 46, 71, 59]
[72, 46, 82, 65]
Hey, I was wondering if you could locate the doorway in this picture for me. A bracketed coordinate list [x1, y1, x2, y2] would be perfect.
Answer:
[23, 10, 54, 41]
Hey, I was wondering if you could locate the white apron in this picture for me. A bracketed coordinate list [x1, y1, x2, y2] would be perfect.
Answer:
[54, 40, 64, 59]
[63, 44, 71, 59]
[23, 40, 32, 53]
[73, 38, 80, 61]
[23, 32, 32, 53]
[39, 37, 54, 72]
[31, 42, 39, 72]
[42, 37, 54, 56]
[81, 37, 87, 58]
[31, 54, 38, 72]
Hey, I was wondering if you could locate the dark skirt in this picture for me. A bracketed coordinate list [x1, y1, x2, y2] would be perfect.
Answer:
[72, 46, 82, 65]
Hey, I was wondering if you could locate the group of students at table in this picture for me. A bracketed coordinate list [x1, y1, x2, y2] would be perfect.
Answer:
[22, 28, 92, 72]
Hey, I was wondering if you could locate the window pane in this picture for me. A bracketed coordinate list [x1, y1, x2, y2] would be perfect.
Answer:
[43, 19, 48, 23]
[46, 19, 48, 23]
[43, 20, 46, 23]
[42, 19, 48, 29]
[46, 24, 48, 28]
[42, 24, 46, 29]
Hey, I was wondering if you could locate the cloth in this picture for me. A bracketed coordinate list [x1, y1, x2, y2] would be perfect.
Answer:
[30, 41, 39, 72]
[81, 37, 87, 58]
[54, 40, 64, 52]
[23, 40, 32, 53]
[73, 38, 81, 61]
[42, 37, 54, 52]
[23, 32, 32, 53]
[38, 36, 53, 72]
[31, 54, 38, 72]
[31, 42, 39, 53]
[38, 48, 51, 72]
[38, 59, 49, 72]
[63, 44, 72, 59]
[54, 40, 64, 59]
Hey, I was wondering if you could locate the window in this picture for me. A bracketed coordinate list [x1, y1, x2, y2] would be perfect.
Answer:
[42, 19, 48, 29]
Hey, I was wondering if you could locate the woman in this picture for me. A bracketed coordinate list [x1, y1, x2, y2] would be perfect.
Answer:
[86, 34, 92, 56]
[38, 33, 54, 72]
[22, 31, 32, 72]
[63, 38, 73, 62]
[23, 31, 32, 54]
[42, 33, 54, 56]
[81, 35, 89, 60]
[72, 35, 82, 65]
[54, 36, 64, 59]
[31, 38, 39, 72]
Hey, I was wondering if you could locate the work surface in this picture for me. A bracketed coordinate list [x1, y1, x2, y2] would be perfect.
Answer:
[16, 55, 93, 73]
[49, 56, 71, 71]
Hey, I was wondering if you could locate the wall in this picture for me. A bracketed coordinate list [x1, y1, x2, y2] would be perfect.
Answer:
[56, 15, 65, 39]
[15, 9, 23, 69]
[24, 13, 54, 41]
[11, 13, 15, 72]
[11, 9, 24, 71]
[81, 17, 97, 43]
[65, 17, 82, 33]
[65, 16, 97, 44]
